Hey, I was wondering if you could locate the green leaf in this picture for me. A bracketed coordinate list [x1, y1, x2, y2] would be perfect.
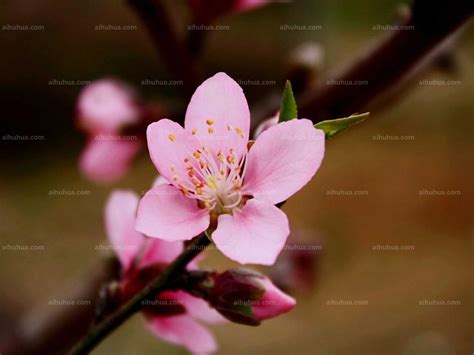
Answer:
[314, 112, 370, 140]
[278, 80, 298, 123]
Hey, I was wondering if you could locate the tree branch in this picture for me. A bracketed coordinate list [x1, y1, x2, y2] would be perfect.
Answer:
[69, 233, 210, 355]
[127, 0, 202, 99]
[0, 257, 120, 355]
[297, 1, 473, 121]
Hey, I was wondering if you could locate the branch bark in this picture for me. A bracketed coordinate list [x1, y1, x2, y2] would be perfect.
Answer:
[69, 233, 210, 355]
[127, 0, 202, 99]
[297, 1, 473, 121]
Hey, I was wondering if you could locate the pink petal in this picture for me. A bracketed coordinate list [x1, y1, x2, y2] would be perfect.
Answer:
[252, 277, 296, 320]
[235, 0, 269, 12]
[135, 184, 210, 242]
[184, 72, 250, 158]
[253, 112, 279, 139]
[145, 314, 217, 354]
[146, 119, 203, 192]
[151, 175, 169, 188]
[105, 190, 143, 270]
[212, 199, 289, 265]
[77, 79, 140, 134]
[79, 139, 140, 183]
[243, 119, 325, 204]
[172, 290, 227, 324]
[140, 239, 184, 268]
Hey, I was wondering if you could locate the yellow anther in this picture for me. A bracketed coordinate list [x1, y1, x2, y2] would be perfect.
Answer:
[193, 151, 200, 159]
[235, 127, 244, 138]
[168, 134, 176, 142]
[191, 128, 197, 135]
[206, 119, 214, 125]
[208, 127, 214, 134]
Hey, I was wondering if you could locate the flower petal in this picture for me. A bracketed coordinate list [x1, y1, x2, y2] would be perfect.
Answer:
[105, 190, 143, 270]
[184, 72, 250, 158]
[140, 239, 184, 268]
[212, 199, 289, 265]
[79, 139, 140, 183]
[77, 79, 140, 134]
[147, 119, 203, 192]
[172, 290, 227, 324]
[243, 119, 325, 204]
[135, 184, 210, 241]
[145, 314, 217, 354]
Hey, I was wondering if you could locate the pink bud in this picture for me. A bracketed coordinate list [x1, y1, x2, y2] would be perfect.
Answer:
[251, 276, 296, 321]
[209, 269, 296, 325]
[253, 112, 279, 139]
[79, 139, 140, 183]
[77, 79, 141, 134]
[189, 0, 269, 24]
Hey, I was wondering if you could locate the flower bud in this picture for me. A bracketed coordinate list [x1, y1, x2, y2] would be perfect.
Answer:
[209, 269, 296, 326]
[77, 79, 141, 134]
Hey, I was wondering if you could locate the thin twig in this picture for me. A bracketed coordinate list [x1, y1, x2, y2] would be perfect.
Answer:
[69, 233, 210, 355]
[128, 0, 202, 99]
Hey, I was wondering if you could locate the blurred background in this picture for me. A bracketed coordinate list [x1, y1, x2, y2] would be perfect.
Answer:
[0, 0, 472, 354]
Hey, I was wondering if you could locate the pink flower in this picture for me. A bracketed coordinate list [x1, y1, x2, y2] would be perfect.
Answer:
[105, 189, 224, 354]
[77, 79, 142, 183]
[189, 0, 269, 24]
[209, 269, 296, 325]
[136, 72, 325, 265]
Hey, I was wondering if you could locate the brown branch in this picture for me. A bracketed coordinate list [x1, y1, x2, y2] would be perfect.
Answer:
[0, 257, 120, 355]
[69, 233, 210, 354]
[127, 0, 202, 99]
[297, 0, 473, 122]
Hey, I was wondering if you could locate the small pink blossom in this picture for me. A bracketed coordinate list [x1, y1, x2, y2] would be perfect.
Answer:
[105, 189, 224, 354]
[136, 72, 325, 265]
[189, 0, 269, 24]
[77, 79, 142, 183]
[209, 269, 296, 325]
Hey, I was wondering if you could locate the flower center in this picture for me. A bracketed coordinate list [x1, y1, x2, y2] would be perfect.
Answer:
[174, 146, 248, 215]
